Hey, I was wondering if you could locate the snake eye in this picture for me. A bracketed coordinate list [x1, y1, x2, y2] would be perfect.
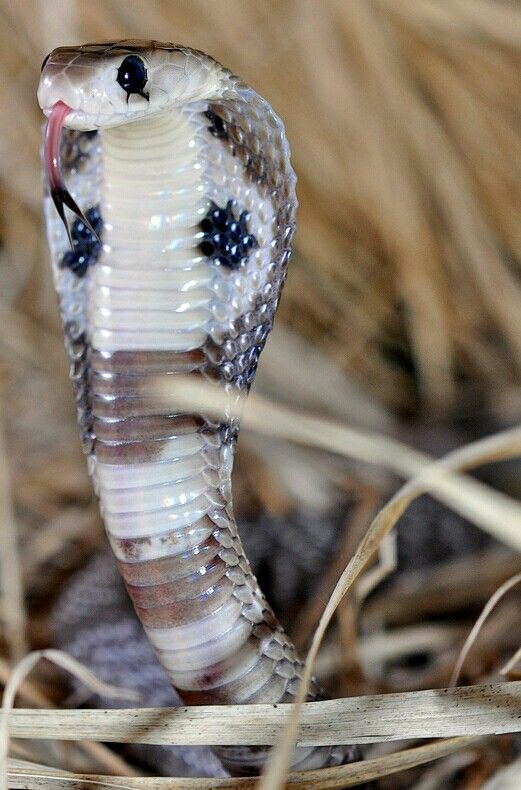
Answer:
[117, 55, 148, 101]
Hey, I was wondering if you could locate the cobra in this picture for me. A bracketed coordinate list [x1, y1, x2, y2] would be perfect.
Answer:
[38, 40, 358, 775]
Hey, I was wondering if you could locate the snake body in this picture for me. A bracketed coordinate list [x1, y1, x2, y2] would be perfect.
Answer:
[38, 40, 357, 775]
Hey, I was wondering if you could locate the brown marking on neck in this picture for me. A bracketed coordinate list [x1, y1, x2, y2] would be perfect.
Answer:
[117, 534, 222, 586]
[134, 574, 234, 627]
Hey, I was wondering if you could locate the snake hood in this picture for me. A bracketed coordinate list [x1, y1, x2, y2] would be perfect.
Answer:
[38, 39, 358, 776]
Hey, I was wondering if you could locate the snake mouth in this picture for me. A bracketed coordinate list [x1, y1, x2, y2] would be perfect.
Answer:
[44, 101, 100, 248]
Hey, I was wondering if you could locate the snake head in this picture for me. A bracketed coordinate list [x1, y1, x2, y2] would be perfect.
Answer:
[38, 40, 226, 246]
[38, 40, 226, 131]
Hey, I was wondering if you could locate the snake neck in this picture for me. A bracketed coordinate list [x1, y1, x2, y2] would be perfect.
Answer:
[89, 104, 236, 575]
[94, 108, 210, 351]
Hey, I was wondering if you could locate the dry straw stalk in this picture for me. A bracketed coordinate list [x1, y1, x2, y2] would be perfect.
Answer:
[5, 740, 482, 789]
[5, 682, 521, 747]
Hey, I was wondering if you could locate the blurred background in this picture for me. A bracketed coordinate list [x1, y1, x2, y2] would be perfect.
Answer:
[1, 1, 521, 787]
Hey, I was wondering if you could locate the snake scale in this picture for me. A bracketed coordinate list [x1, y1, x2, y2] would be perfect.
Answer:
[37, 40, 358, 775]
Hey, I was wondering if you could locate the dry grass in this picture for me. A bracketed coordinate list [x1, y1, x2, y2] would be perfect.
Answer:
[0, 0, 520, 788]
[3, 740, 483, 789]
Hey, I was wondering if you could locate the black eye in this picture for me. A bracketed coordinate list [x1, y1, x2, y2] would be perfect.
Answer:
[117, 55, 148, 101]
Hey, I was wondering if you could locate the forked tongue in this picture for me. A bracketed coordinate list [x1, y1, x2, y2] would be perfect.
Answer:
[44, 101, 99, 247]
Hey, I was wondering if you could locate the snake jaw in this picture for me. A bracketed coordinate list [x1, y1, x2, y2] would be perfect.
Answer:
[44, 100, 100, 248]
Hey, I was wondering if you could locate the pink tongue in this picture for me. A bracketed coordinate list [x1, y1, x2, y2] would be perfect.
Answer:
[43, 101, 98, 247]
[44, 100, 71, 193]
